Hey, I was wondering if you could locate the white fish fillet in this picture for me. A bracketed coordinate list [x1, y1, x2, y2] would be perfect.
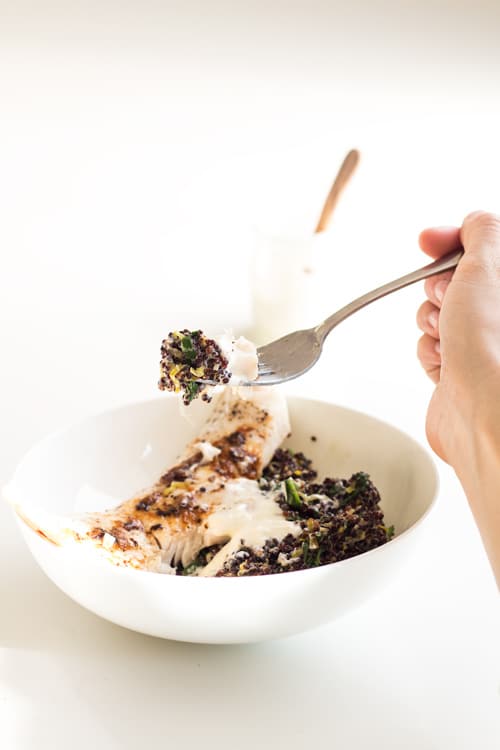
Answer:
[14, 387, 297, 574]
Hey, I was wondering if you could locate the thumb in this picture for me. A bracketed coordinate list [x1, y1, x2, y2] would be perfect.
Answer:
[459, 211, 500, 278]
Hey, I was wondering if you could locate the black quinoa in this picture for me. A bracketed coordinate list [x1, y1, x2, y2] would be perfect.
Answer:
[261, 448, 318, 485]
[177, 447, 395, 577]
[159, 329, 231, 405]
[216, 468, 393, 576]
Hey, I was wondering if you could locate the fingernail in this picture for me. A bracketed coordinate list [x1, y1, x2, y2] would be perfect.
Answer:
[435, 340, 441, 354]
[435, 281, 447, 302]
[428, 310, 438, 329]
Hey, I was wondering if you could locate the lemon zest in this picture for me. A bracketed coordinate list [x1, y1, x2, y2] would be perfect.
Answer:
[163, 481, 189, 496]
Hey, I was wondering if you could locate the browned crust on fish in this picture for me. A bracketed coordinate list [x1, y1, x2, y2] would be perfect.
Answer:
[80, 426, 266, 554]
[15, 390, 286, 572]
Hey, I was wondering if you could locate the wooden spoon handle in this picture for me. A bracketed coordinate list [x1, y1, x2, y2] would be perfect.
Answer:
[314, 149, 360, 233]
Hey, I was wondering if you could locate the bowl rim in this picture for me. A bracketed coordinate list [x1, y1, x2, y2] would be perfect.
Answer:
[4, 393, 439, 585]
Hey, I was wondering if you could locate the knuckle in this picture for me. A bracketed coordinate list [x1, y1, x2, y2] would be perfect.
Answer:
[425, 365, 440, 384]
[417, 334, 440, 364]
[463, 209, 500, 226]
[462, 210, 500, 243]
[424, 274, 449, 304]
[416, 301, 431, 330]
[423, 277, 435, 299]
[416, 334, 427, 359]
[460, 210, 500, 280]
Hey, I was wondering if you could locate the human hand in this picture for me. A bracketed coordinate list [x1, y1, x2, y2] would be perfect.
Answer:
[417, 211, 500, 465]
[417, 211, 500, 582]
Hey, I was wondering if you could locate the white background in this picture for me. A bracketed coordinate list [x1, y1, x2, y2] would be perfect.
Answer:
[0, 2, 499, 748]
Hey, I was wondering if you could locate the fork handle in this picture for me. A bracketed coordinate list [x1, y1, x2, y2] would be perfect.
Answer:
[315, 248, 464, 342]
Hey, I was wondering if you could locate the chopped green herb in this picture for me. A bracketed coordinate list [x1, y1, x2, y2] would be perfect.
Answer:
[302, 538, 309, 561]
[300, 537, 321, 567]
[182, 561, 199, 576]
[185, 381, 201, 403]
[285, 477, 302, 508]
[180, 335, 195, 365]
[344, 472, 371, 502]
[385, 524, 395, 540]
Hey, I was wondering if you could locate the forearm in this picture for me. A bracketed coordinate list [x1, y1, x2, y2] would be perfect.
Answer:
[455, 420, 500, 587]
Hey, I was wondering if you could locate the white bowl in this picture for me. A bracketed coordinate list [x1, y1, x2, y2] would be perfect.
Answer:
[4, 396, 438, 644]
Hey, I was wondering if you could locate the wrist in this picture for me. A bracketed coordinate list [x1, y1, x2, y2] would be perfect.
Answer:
[452, 408, 500, 587]
[441, 362, 500, 468]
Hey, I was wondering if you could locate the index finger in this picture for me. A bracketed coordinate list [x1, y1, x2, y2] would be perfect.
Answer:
[419, 226, 461, 259]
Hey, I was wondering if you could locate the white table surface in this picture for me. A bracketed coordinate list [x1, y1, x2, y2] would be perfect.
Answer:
[1, 2, 500, 748]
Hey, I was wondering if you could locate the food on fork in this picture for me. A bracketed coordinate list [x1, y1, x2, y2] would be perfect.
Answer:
[159, 329, 258, 404]
[13, 387, 394, 576]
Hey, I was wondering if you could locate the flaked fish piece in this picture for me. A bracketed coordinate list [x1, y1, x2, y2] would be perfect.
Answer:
[13, 387, 298, 574]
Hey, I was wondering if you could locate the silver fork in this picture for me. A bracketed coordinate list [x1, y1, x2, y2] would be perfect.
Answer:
[243, 248, 463, 386]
